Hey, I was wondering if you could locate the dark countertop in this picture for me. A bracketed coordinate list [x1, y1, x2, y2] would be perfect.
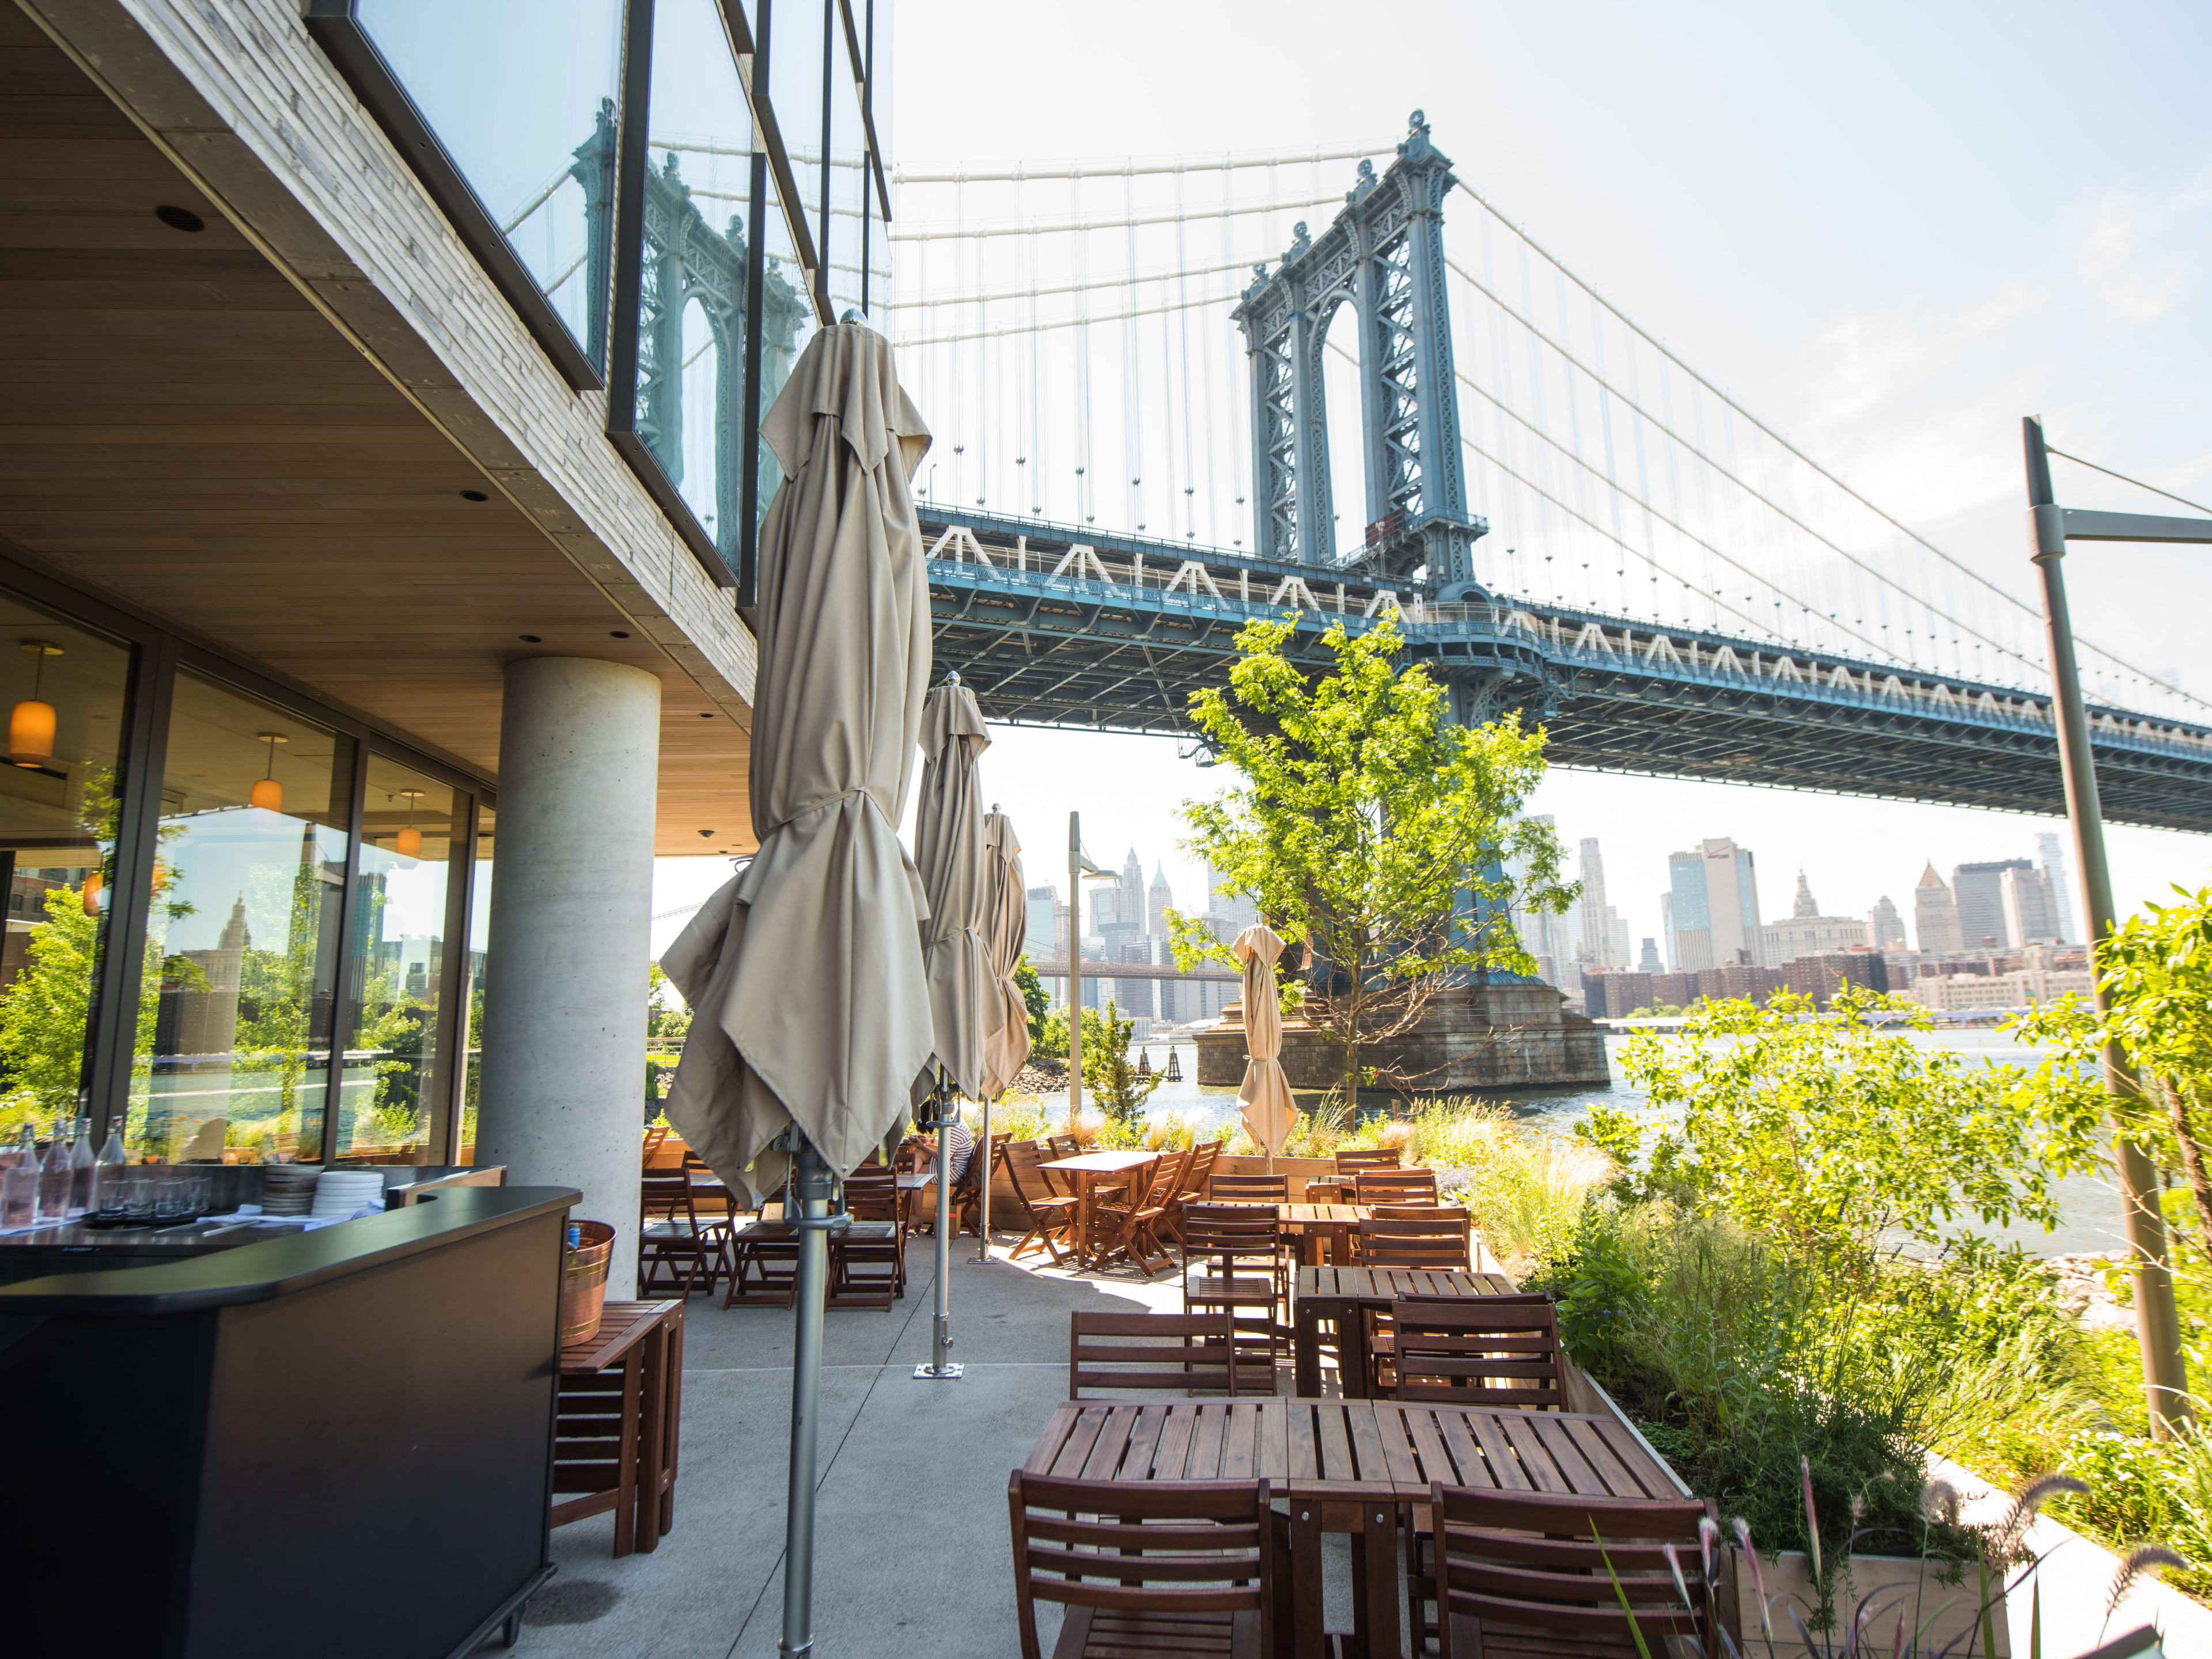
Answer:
[0, 1185, 581, 1315]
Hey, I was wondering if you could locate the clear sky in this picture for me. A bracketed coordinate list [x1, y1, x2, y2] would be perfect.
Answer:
[654, 0, 2212, 959]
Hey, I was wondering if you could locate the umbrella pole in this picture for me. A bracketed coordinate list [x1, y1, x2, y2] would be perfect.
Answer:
[971, 1096, 991, 1264]
[915, 1073, 963, 1380]
[781, 1135, 836, 1657]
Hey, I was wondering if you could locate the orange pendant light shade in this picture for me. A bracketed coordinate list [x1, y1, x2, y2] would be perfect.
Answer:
[251, 732, 287, 813]
[81, 869, 102, 918]
[395, 824, 423, 857]
[10, 639, 61, 768]
[9, 699, 54, 768]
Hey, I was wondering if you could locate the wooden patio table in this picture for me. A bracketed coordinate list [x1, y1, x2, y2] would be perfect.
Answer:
[1039, 1150, 1158, 1268]
[1024, 1396, 1677, 1659]
[554, 1299, 685, 1557]
[1293, 1263, 1516, 1399]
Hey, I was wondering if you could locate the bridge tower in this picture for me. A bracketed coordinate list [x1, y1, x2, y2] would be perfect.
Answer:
[1232, 112, 1487, 594]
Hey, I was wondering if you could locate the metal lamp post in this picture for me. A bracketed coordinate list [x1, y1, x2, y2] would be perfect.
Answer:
[2022, 413, 2212, 1435]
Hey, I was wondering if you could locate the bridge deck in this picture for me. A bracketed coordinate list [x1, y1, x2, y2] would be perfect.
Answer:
[922, 509, 2212, 834]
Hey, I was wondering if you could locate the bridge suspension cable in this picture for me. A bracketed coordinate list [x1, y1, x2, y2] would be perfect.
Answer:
[894, 143, 1389, 185]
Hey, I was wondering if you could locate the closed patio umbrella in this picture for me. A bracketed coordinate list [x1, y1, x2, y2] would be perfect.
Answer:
[974, 809, 1031, 1258]
[911, 676, 993, 1379]
[657, 321, 932, 1658]
[1233, 923, 1298, 1172]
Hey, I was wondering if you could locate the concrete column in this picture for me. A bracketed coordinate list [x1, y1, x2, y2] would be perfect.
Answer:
[478, 657, 661, 1298]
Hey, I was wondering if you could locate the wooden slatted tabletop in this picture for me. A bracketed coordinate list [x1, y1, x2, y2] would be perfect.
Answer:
[1293, 1263, 1518, 1397]
[1024, 1397, 1677, 1659]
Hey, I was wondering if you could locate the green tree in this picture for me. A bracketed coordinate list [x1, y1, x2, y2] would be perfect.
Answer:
[1084, 998, 1161, 1141]
[1169, 613, 1574, 1101]
[1014, 957, 1050, 1051]
[1588, 987, 2107, 1267]
[2014, 883, 2212, 1265]
[647, 960, 691, 1049]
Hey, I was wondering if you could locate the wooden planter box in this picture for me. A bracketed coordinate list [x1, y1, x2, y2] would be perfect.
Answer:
[1736, 1549, 2008, 1656]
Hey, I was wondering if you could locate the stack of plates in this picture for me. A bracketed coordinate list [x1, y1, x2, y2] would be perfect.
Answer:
[310, 1170, 387, 1219]
[260, 1165, 321, 1217]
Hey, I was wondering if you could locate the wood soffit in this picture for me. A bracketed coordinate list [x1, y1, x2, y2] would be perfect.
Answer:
[0, 9, 757, 857]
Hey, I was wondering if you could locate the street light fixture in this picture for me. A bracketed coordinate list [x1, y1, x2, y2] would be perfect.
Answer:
[2022, 413, 2212, 1437]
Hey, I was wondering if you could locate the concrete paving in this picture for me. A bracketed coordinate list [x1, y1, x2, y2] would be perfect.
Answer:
[511, 1233, 1365, 1659]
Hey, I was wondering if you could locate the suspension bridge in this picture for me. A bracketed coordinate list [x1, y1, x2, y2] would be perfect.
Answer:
[889, 113, 2212, 833]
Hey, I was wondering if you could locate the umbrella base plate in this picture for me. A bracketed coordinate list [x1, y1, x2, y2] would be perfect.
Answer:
[911, 1362, 964, 1380]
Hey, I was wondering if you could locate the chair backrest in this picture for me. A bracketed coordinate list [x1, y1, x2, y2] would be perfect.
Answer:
[1355, 1168, 1439, 1206]
[1209, 1172, 1288, 1205]
[1180, 1141, 1222, 1194]
[843, 1169, 902, 1223]
[639, 1172, 699, 1229]
[1141, 1149, 1192, 1210]
[1002, 1140, 1066, 1209]
[1335, 1146, 1403, 1174]
[1430, 1484, 1717, 1657]
[952, 1130, 1005, 1198]
[1181, 1202, 1281, 1266]
[1008, 1472, 1275, 1659]
[1068, 1310, 1239, 1397]
[1046, 1134, 1081, 1159]
[1391, 1298, 1565, 1408]
[1372, 1203, 1468, 1222]
[1357, 1216, 1471, 1270]
[642, 1124, 670, 1168]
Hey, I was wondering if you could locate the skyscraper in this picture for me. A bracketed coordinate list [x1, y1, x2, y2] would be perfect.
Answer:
[1954, 859, 2033, 950]
[1024, 882, 1059, 961]
[1609, 908, 1631, 971]
[1914, 862, 1963, 954]
[2000, 865, 2060, 945]
[1577, 838, 1611, 965]
[1791, 871, 1819, 918]
[1147, 861, 1172, 937]
[2036, 832, 2080, 944]
[1638, 937, 1662, 973]
[1668, 850, 1713, 971]
[1669, 838, 1762, 968]
[1867, 894, 1906, 949]
[1660, 892, 1676, 969]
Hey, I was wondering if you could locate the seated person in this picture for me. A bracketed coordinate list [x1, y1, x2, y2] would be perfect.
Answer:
[907, 1116, 974, 1186]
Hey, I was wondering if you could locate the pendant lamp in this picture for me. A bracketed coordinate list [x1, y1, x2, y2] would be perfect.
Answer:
[250, 733, 286, 811]
[395, 789, 425, 858]
[10, 639, 62, 769]
[81, 869, 101, 918]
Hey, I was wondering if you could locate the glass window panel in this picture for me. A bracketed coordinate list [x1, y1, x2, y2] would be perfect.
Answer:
[458, 804, 492, 1165]
[825, 21, 866, 321]
[639, 0, 756, 566]
[336, 759, 461, 1166]
[766, 0, 826, 269]
[756, 133, 820, 521]
[0, 601, 132, 1145]
[354, 0, 627, 370]
[132, 674, 352, 1165]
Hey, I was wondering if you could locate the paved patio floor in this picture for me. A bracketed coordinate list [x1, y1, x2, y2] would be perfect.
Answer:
[510, 1232, 1372, 1659]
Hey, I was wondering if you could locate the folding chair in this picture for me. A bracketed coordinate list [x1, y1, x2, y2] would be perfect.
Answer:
[1067, 1310, 1239, 1397]
[637, 1172, 730, 1298]
[1004, 1140, 1080, 1264]
[1180, 1202, 1288, 1391]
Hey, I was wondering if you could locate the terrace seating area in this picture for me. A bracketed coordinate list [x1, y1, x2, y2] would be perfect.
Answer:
[540, 1132, 1711, 1658]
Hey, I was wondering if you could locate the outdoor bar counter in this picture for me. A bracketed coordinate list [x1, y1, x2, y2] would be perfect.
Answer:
[0, 1183, 581, 1659]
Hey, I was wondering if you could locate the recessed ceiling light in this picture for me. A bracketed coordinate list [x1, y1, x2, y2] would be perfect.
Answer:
[609, 630, 630, 639]
[699, 711, 714, 718]
[154, 204, 204, 233]
[460, 489, 489, 502]
[518, 634, 542, 643]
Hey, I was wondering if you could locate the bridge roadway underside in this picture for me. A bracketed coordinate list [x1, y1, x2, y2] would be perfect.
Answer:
[920, 511, 2212, 835]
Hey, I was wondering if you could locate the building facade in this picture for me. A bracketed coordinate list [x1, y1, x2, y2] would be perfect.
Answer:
[0, 0, 893, 1291]
[2036, 831, 2081, 944]
[1954, 859, 2035, 950]
[1914, 863, 1964, 954]
[1669, 837, 1762, 969]
[1868, 894, 1907, 949]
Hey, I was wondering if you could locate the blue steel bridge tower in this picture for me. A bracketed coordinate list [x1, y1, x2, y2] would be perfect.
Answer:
[1232, 111, 1487, 599]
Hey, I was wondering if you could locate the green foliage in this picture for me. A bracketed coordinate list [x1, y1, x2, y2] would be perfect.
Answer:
[1172, 613, 1574, 1096]
[1084, 999, 1160, 1137]
[647, 961, 691, 1049]
[1014, 957, 1050, 1051]
[1590, 988, 2105, 1263]
[1031, 1003, 1071, 1063]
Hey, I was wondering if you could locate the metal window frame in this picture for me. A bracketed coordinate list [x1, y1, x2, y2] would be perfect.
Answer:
[300, 0, 608, 393]
[0, 546, 493, 1159]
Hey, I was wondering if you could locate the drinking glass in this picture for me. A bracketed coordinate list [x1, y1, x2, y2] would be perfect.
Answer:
[123, 1169, 156, 1224]
[153, 1169, 187, 1222]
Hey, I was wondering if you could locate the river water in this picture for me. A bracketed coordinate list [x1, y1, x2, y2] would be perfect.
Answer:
[1033, 1027, 2133, 1259]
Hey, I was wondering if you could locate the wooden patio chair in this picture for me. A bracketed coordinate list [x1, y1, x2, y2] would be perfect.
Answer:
[835, 1169, 907, 1305]
[1007, 1472, 1281, 1659]
[1086, 1153, 1187, 1277]
[955, 1131, 1011, 1237]
[1429, 1484, 1721, 1659]
[679, 1150, 733, 1223]
[1355, 1167, 1440, 1207]
[1356, 1214, 1471, 1268]
[1334, 1146, 1403, 1175]
[1161, 1140, 1221, 1244]
[1389, 1297, 1566, 1409]
[1180, 1202, 1288, 1390]
[1208, 1171, 1288, 1205]
[641, 1123, 670, 1169]
[1067, 1309, 1239, 1398]
[1003, 1140, 1081, 1265]
[637, 1172, 730, 1298]
[722, 1218, 800, 1306]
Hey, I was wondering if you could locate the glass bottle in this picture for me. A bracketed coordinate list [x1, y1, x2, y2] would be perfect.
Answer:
[37, 1120, 72, 1220]
[93, 1118, 128, 1222]
[66, 1112, 95, 1217]
[1, 1124, 38, 1229]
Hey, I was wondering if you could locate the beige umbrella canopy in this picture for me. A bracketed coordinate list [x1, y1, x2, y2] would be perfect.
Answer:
[979, 810, 1032, 1099]
[914, 681, 995, 1100]
[660, 323, 935, 1205]
[1234, 923, 1298, 1165]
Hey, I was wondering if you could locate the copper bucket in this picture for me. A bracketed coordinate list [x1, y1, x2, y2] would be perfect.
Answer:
[558, 1220, 615, 1344]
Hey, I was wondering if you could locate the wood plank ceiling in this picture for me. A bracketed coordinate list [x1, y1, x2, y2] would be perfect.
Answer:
[0, 11, 757, 856]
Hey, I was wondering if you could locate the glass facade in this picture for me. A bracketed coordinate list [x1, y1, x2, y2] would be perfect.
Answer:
[350, 0, 628, 371]
[335, 759, 463, 1165]
[308, 0, 893, 600]
[0, 601, 133, 1143]
[0, 564, 497, 1168]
